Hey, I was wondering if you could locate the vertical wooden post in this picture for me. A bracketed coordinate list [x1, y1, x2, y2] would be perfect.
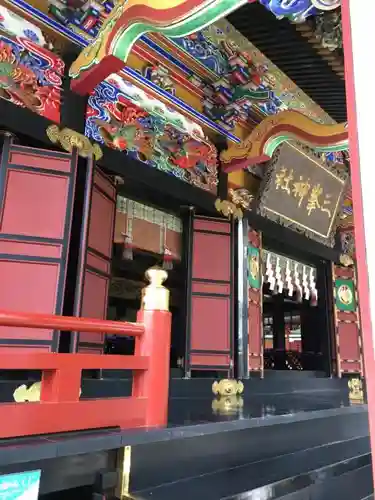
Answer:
[342, 0, 375, 488]
[41, 366, 81, 402]
[132, 267, 172, 427]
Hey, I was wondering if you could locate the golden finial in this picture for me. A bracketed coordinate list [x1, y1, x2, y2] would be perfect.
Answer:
[141, 266, 170, 311]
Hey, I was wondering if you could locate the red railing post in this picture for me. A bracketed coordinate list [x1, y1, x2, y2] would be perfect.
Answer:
[132, 267, 172, 427]
[40, 365, 81, 403]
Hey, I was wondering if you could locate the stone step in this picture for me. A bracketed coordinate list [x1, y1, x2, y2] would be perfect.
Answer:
[131, 446, 371, 500]
[129, 406, 369, 492]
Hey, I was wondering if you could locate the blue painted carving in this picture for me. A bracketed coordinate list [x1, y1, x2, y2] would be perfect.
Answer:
[85, 80, 218, 193]
[143, 64, 176, 96]
[259, 0, 341, 22]
[48, 0, 113, 37]
[172, 32, 230, 76]
[201, 41, 283, 130]
[258, 0, 318, 22]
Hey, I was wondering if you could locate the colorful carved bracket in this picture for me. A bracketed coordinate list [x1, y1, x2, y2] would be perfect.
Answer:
[69, 0, 255, 95]
[220, 110, 348, 172]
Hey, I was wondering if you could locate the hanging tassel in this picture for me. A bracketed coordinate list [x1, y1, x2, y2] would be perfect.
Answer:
[162, 247, 174, 270]
[122, 233, 134, 261]
[310, 291, 318, 307]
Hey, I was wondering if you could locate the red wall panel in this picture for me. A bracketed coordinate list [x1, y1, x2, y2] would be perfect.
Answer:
[74, 167, 116, 353]
[187, 216, 234, 374]
[333, 264, 363, 376]
[0, 138, 77, 352]
[191, 295, 230, 351]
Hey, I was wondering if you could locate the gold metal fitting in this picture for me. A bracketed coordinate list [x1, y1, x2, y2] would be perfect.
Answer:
[141, 266, 170, 311]
[212, 379, 244, 396]
[215, 198, 243, 220]
[212, 395, 244, 414]
[46, 124, 103, 160]
[13, 381, 81, 402]
[348, 378, 364, 404]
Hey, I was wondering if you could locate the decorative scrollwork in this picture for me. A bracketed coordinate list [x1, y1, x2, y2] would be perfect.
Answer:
[46, 124, 103, 160]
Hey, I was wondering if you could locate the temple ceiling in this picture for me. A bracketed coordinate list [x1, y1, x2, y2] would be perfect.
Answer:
[227, 2, 346, 122]
[1, 0, 338, 140]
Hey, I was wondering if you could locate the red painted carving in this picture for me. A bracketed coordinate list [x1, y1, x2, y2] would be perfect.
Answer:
[0, 35, 63, 122]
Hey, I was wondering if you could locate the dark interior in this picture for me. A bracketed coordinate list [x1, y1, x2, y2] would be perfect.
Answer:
[106, 243, 185, 370]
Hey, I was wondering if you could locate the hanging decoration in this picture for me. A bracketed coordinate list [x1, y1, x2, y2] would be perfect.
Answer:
[160, 222, 176, 271]
[122, 234, 134, 261]
[162, 248, 174, 270]
[120, 199, 134, 260]
[262, 249, 318, 304]
[115, 196, 182, 262]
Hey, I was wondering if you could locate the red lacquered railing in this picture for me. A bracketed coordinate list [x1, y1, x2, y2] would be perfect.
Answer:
[0, 270, 172, 439]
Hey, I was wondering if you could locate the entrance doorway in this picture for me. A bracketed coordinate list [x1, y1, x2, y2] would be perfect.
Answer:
[105, 195, 185, 375]
[262, 249, 330, 374]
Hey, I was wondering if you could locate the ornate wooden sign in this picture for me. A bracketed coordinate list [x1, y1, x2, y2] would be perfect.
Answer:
[257, 142, 348, 246]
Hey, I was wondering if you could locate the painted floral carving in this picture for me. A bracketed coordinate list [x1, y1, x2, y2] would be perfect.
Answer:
[203, 40, 283, 130]
[0, 35, 63, 122]
[313, 10, 342, 52]
[86, 79, 218, 193]
[143, 64, 175, 96]
[0, 6, 46, 46]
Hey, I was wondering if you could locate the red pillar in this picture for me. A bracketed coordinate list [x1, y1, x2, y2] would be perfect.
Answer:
[133, 310, 172, 427]
[132, 267, 172, 427]
[342, 0, 375, 487]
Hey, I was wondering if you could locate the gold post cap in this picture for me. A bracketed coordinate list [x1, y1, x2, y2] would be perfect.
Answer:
[141, 266, 170, 311]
